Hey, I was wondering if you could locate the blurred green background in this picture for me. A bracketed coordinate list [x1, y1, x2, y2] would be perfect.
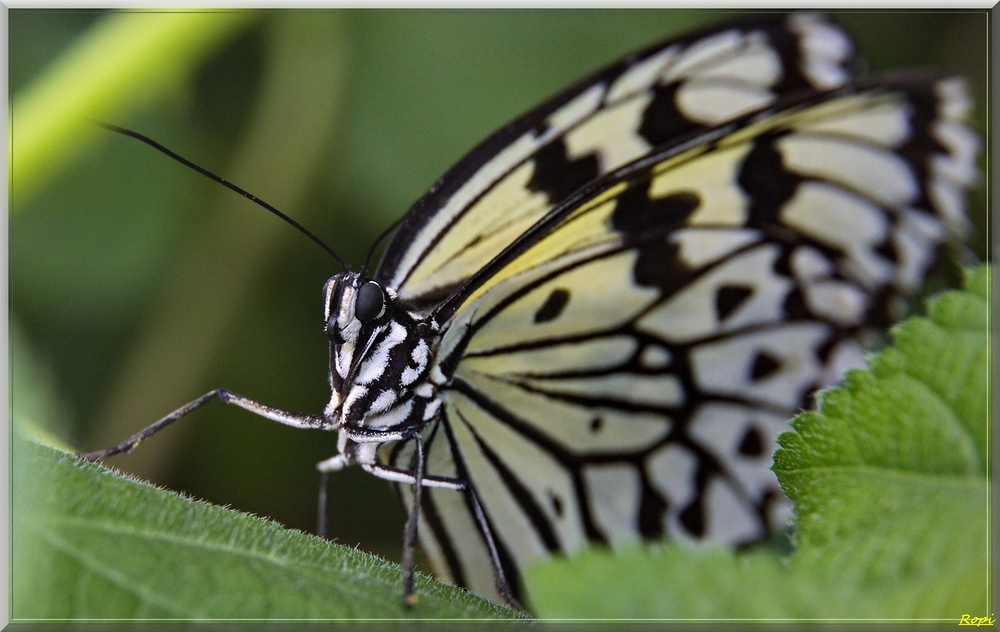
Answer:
[10, 10, 989, 566]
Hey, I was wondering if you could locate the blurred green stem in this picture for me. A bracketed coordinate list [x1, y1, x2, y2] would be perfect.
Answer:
[11, 10, 256, 207]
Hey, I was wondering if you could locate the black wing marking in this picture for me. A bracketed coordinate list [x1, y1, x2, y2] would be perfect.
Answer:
[391, 74, 976, 603]
[374, 14, 855, 309]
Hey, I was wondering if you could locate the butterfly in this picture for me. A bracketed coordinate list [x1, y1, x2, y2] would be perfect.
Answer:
[83, 13, 978, 610]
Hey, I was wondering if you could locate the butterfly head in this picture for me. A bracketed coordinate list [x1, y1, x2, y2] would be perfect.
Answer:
[323, 272, 388, 347]
[322, 272, 431, 428]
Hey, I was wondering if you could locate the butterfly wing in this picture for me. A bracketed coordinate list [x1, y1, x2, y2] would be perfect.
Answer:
[385, 74, 978, 602]
[374, 14, 854, 310]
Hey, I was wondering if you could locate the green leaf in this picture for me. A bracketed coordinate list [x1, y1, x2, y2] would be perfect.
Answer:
[775, 264, 990, 616]
[528, 545, 812, 619]
[526, 265, 989, 620]
[868, 265, 990, 467]
[13, 439, 523, 621]
[525, 542, 966, 620]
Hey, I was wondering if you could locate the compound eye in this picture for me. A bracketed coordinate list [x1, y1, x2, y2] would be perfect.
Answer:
[355, 281, 386, 322]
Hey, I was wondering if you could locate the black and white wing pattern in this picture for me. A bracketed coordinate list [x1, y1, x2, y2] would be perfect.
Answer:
[375, 13, 854, 308]
[376, 17, 978, 603]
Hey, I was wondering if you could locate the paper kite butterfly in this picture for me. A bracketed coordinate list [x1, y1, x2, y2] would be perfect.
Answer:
[84, 13, 979, 610]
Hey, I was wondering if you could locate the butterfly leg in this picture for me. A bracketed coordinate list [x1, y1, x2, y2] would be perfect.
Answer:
[321, 426, 524, 612]
[317, 470, 331, 538]
[80, 388, 330, 461]
[360, 456, 524, 610]
[401, 429, 425, 608]
[465, 484, 524, 613]
[362, 438, 523, 612]
[314, 441, 464, 539]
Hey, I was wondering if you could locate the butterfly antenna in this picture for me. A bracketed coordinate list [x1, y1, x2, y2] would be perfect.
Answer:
[361, 216, 405, 278]
[99, 123, 348, 272]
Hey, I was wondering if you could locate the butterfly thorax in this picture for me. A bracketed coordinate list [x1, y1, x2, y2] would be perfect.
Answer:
[323, 273, 445, 438]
